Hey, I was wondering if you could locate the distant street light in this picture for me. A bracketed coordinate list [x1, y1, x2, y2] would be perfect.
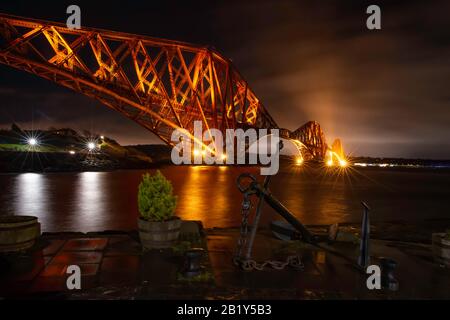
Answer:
[28, 138, 38, 146]
[69, 150, 76, 155]
[87, 142, 96, 151]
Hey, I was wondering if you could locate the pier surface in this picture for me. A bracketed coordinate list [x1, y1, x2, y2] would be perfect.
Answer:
[0, 222, 449, 299]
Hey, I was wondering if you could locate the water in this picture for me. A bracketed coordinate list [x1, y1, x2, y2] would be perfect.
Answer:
[1, 165, 450, 232]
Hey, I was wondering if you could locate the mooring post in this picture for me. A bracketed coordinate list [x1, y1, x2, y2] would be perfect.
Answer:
[380, 257, 399, 291]
[358, 201, 371, 268]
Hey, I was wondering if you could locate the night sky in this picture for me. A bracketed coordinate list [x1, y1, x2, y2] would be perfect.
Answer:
[0, 0, 449, 158]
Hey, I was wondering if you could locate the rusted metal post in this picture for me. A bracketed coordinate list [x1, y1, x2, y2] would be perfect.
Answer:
[358, 202, 371, 268]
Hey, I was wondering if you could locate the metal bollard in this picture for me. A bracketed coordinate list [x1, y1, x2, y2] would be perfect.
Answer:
[380, 257, 399, 291]
[182, 248, 205, 277]
[358, 202, 371, 268]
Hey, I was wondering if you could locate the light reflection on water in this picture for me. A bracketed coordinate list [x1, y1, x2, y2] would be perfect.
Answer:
[176, 166, 234, 227]
[0, 165, 450, 232]
[15, 173, 49, 223]
[75, 172, 109, 230]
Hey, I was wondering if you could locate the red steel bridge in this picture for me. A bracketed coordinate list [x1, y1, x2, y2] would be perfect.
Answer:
[0, 13, 343, 160]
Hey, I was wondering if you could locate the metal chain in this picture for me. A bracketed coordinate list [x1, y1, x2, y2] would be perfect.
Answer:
[233, 192, 304, 272]
[233, 192, 252, 265]
[239, 255, 304, 271]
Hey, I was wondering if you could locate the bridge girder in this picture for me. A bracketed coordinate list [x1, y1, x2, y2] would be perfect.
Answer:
[290, 121, 328, 159]
[0, 13, 332, 159]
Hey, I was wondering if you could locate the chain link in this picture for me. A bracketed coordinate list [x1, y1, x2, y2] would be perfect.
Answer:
[233, 191, 304, 272]
[233, 192, 252, 265]
[238, 255, 304, 271]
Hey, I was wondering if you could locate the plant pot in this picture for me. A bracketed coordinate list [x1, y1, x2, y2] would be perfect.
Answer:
[0, 216, 41, 253]
[138, 217, 182, 249]
[432, 233, 450, 268]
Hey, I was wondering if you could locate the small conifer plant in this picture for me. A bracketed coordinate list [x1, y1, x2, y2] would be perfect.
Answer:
[138, 170, 177, 221]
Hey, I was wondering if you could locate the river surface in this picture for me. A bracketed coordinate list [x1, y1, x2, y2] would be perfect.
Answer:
[1, 165, 450, 232]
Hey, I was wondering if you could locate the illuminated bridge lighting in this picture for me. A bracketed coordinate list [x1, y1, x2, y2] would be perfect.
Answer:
[326, 150, 349, 168]
[0, 14, 346, 164]
[339, 159, 348, 167]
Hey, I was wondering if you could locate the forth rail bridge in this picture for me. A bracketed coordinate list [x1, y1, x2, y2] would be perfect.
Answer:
[0, 13, 345, 164]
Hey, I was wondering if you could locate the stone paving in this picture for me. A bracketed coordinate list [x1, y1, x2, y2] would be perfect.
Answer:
[207, 228, 450, 299]
[0, 223, 449, 299]
[0, 234, 140, 295]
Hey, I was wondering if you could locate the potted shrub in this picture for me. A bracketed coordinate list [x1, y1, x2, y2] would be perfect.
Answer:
[137, 170, 180, 249]
[432, 230, 450, 268]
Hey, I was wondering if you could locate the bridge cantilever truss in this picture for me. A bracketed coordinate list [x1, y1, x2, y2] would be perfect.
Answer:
[290, 121, 328, 159]
[0, 13, 335, 159]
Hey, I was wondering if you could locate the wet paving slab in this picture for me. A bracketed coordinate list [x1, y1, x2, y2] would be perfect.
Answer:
[62, 238, 108, 251]
[206, 227, 450, 299]
[1, 235, 123, 295]
[0, 226, 208, 298]
[0, 223, 449, 299]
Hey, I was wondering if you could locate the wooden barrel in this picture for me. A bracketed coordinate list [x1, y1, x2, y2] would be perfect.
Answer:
[432, 233, 450, 267]
[0, 216, 41, 253]
[138, 217, 181, 249]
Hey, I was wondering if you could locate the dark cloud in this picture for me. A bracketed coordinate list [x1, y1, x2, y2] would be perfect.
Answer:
[0, 0, 449, 157]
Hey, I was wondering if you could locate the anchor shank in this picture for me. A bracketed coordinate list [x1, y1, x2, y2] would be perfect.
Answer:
[251, 182, 314, 243]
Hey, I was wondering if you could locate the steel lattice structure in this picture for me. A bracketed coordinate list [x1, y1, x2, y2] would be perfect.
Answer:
[0, 13, 331, 158]
[291, 121, 328, 159]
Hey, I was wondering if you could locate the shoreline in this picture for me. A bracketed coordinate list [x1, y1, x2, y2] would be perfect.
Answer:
[35, 219, 450, 245]
[2, 158, 450, 174]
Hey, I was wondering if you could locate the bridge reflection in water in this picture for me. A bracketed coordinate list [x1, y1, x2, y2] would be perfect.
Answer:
[176, 166, 234, 227]
[1, 165, 448, 233]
